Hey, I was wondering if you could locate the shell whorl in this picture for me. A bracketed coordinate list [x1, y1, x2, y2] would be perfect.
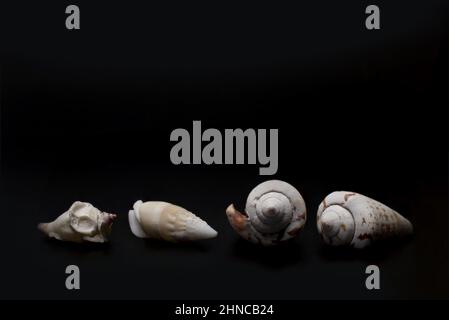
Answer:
[227, 180, 307, 246]
[248, 191, 293, 233]
[318, 205, 355, 246]
[317, 191, 413, 248]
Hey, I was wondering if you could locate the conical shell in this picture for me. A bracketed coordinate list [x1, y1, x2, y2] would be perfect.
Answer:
[128, 200, 218, 242]
[38, 201, 116, 243]
[316, 191, 413, 248]
[226, 180, 306, 246]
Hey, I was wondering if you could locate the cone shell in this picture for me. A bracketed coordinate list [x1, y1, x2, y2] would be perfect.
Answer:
[317, 191, 413, 248]
[226, 180, 306, 246]
[128, 201, 218, 242]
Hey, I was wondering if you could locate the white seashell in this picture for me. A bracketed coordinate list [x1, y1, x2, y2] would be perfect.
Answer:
[226, 180, 306, 246]
[317, 191, 413, 248]
[38, 201, 117, 243]
[128, 200, 218, 242]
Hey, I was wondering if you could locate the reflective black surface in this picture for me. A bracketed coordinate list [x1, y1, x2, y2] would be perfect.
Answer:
[0, 0, 447, 299]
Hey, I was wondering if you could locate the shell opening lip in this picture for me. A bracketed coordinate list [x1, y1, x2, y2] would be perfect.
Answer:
[229, 203, 248, 217]
[128, 209, 147, 238]
[133, 200, 143, 222]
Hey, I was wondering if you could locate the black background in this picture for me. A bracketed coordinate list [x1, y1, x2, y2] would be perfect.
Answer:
[0, 0, 447, 299]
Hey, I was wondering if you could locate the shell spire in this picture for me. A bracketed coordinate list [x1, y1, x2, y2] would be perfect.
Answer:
[128, 200, 217, 242]
[316, 191, 413, 248]
[226, 180, 306, 246]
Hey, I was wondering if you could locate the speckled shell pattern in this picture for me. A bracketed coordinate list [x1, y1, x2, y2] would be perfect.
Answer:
[316, 191, 413, 248]
[226, 180, 307, 246]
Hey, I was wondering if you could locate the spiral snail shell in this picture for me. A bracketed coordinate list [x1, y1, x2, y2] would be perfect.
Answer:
[226, 180, 306, 246]
[128, 200, 218, 242]
[38, 201, 117, 243]
[317, 191, 413, 248]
